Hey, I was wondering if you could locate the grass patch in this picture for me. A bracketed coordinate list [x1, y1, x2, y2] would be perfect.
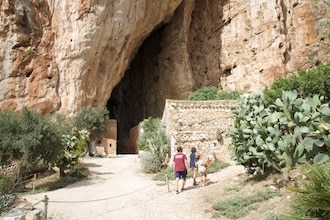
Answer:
[153, 160, 229, 181]
[46, 168, 90, 191]
[223, 185, 243, 193]
[266, 213, 282, 220]
[153, 166, 173, 181]
[207, 160, 229, 173]
[212, 187, 281, 219]
[20, 167, 90, 195]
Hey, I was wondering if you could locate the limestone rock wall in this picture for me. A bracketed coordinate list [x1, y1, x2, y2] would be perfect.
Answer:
[0, 0, 181, 115]
[183, 0, 330, 92]
[0, 0, 329, 118]
[216, 0, 330, 91]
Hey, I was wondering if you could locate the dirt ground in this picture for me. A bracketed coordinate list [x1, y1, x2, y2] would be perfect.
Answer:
[23, 155, 292, 220]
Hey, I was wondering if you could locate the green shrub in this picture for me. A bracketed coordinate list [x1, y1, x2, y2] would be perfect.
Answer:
[283, 162, 330, 220]
[188, 86, 241, 100]
[153, 166, 173, 180]
[227, 90, 330, 175]
[73, 106, 109, 137]
[0, 176, 16, 213]
[58, 126, 89, 175]
[265, 63, 330, 104]
[188, 87, 219, 100]
[139, 151, 163, 173]
[0, 108, 66, 170]
[0, 175, 15, 195]
[0, 110, 22, 165]
[73, 106, 109, 156]
[138, 117, 169, 173]
[0, 194, 16, 214]
[217, 90, 242, 100]
[19, 108, 65, 166]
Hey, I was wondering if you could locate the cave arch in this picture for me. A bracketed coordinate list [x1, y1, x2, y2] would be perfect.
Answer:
[106, 26, 167, 154]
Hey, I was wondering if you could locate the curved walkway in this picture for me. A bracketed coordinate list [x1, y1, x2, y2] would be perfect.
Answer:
[24, 155, 245, 220]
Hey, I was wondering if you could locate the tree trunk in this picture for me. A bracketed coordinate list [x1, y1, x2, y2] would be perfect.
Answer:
[59, 166, 65, 178]
[88, 138, 97, 156]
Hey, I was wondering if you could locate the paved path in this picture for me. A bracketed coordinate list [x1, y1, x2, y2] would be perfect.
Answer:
[24, 155, 245, 220]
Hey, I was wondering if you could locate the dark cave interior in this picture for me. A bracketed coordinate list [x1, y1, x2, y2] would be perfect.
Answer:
[106, 26, 166, 154]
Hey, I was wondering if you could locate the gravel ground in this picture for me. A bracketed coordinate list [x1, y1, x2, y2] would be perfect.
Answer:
[23, 155, 245, 220]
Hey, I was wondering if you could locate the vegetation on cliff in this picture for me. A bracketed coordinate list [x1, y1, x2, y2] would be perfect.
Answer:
[264, 63, 330, 104]
[188, 86, 241, 101]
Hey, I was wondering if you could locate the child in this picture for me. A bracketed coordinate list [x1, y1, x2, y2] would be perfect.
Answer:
[197, 155, 211, 187]
[189, 147, 198, 186]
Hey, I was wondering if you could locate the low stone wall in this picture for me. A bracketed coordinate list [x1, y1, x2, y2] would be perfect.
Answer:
[1, 198, 45, 220]
[162, 99, 238, 162]
[1, 208, 44, 220]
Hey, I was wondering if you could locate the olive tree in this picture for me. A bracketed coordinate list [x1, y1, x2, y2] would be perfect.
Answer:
[0, 108, 66, 178]
[73, 107, 109, 156]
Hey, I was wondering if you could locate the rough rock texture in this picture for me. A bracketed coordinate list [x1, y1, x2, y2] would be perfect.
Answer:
[0, 0, 181, 115]
[162, 99, 238, 162]
[0, 0, 329, 141]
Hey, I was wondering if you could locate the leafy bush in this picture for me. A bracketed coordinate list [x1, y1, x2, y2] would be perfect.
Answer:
[217, 90, 242, 100]
[58, 126, 89, 176]
[0, 175, 15, 195]
[19, 108, 66, 167]
[73, 106, 109, 137]
[284, 161, 330, 220]
[0, 108, 66, 169]
[73, 106, 109, 156]
[227, 90, 330, 175]
[139, 151, 163, 173]
[0, 108, 93, 181]
[188, 87, 219, 100]
[264, 63, 330, 104]
[138, 117, 169, 173]
[0, 110, 22, 165]
[0, 194, 16, 214]
[188, 86, 241, 100]
[0, 176, 16, 213]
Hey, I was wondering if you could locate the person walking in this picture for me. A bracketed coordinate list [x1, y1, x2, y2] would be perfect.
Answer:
[173, 146, 188, 194]
[190, 147, 198, 186]
[197, 154, 211, 187]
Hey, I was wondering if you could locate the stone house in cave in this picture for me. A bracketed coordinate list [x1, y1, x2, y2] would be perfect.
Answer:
[100, 119, 118, 156]
[101, 99, 238, 160]
[161, 99, 238, 162]
[101, 119, 140, 155]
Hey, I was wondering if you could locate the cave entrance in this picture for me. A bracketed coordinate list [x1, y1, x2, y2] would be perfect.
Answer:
[106, 26, 166, 154]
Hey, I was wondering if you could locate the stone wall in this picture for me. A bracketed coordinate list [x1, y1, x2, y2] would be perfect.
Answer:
[162, 99, 238, 162]
[101, 119, 117, 156]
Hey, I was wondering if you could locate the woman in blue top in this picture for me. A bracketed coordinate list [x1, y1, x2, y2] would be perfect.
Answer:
[190, 147, 198, 185]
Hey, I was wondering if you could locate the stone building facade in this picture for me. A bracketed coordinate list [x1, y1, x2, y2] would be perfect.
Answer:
[162, 99, 238, 162]
[101, 119, 117, 156]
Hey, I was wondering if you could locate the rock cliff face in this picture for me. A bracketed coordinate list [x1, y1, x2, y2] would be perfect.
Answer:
[0, 0, 329, 142]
